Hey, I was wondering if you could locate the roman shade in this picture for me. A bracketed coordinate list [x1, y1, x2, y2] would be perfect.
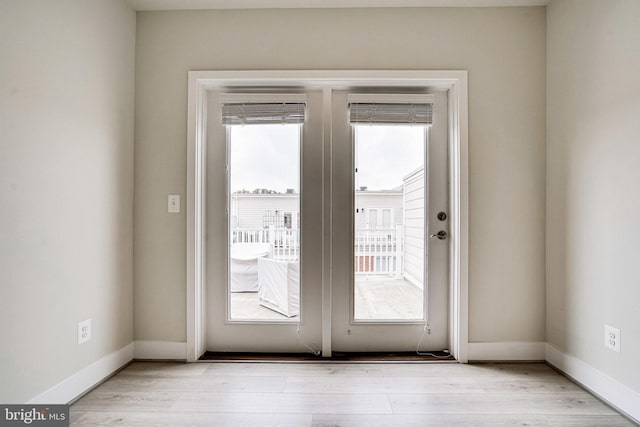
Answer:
[221, 103, 306, 125]
[349, 102, 433, 125]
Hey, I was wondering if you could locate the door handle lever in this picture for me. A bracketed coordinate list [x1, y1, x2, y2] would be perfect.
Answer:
[429, 230, 448, 240]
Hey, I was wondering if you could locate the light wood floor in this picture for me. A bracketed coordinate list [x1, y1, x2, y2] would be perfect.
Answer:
[70, 361, 635, 426]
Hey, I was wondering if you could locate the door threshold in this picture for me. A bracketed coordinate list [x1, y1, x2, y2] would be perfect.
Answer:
[199, 351, 455, 363]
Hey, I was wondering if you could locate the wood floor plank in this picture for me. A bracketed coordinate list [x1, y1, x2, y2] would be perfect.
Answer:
[171, 392, 393, 414]
[381, 362, 559, 379]
[541, 415, 637, 426]
[71, 411, 312, 427]
[284, 375, 486, 394]
[283, 375, 390, 394]
[284, 374, 588, 395]
[204, 362, 384, 377]
[475, 376, 585, 394]
[99, 374, 287, 393]
[311, 414, 636, 427]
[389, 392, 620, 415]
[72, 391, 182, 412]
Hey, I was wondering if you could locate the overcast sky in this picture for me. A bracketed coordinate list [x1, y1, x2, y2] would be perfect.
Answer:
[229, 124, 424, 193]
[355, 126, 424, 190]
[229, 125, 300, 193]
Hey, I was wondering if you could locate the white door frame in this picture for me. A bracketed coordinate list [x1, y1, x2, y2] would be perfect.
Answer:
[186, 70, 469, 362]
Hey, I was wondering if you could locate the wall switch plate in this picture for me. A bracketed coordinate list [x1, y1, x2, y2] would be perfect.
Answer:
[604, 324, 620, 353]
[78, 319, 91, 344]
[168, 194, 180, 213]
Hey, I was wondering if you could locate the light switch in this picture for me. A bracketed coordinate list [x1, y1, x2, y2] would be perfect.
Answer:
[168, 195, 180, 213]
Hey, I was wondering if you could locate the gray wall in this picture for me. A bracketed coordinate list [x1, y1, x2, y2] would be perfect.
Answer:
[547, 0, 640, 392]
[0, 0, 136, 403]
[134, 7, 547, 344]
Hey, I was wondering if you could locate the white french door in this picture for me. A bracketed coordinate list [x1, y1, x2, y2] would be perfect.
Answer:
[205, 91, 324, 352]
[330, 91, 450, 352]
[205, 87, 450, 355]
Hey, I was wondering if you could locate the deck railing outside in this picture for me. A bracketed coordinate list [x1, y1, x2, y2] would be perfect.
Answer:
[232, 225, 402, 276]
[354, 226, 402, 276]
[232, 226, 300, 261]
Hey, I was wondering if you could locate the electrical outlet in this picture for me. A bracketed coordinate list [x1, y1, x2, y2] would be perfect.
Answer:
[78, 319, 91, 344]
[604, 324, 620, 353]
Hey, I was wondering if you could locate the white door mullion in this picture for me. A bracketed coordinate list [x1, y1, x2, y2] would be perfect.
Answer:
[321, 87, 333, 357]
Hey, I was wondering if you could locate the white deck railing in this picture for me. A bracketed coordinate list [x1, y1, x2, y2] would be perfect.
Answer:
[232, 226, 402, 276]
[354, 226, 402, 276]
[232, 226, 300, 261]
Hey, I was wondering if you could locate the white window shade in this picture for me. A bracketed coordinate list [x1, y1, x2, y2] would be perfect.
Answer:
[221, 103, 305, 125]
[349, 103, 433, 125]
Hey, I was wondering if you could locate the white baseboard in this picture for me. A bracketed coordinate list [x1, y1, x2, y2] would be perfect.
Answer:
[468, 341, 546, 361]
[29, 342, 134, 404]
[26, 340, 186, 405]
[134, 340, 186, 360]
[545, 344, 640, 423]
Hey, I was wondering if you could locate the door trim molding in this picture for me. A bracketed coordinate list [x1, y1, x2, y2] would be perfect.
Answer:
[186, 70, 468, 362]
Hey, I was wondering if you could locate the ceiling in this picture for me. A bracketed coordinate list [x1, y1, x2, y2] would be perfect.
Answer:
[128, 0, 549, 11]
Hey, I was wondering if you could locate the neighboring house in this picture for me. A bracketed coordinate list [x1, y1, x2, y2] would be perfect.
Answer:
[232, 189, 404, 231]
[231, 192, 300, 229]
[354, 188, 403, 230]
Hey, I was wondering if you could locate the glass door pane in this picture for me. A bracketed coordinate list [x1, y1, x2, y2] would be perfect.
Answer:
[228, 124, 301, 321]
[353, 125, 426, 321]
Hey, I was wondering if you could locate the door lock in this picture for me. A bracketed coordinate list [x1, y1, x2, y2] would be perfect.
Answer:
[430, 230, 448, 240]
[437, 212, 447, 221]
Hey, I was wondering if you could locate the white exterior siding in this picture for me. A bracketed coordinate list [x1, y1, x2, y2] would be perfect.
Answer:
[231, 194, 300, 229]
[233, 192, 401, 231]
[403, 168, 425, 288]
[354, 191, 403, 230]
